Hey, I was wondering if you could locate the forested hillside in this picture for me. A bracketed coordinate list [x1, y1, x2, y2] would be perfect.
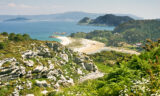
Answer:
[73, 20, 160, 47]
[78, 14, 134, 26]
[114, 20, 160, 43]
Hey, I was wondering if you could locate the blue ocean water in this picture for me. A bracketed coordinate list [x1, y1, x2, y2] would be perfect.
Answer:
[0, 21, 114, 41]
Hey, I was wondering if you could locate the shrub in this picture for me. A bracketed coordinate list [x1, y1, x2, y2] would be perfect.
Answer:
[8, 33, 31, 42]
[1, 32, 8, 36]
[8, 33, 16, 41]
[0, 42, 6, 49]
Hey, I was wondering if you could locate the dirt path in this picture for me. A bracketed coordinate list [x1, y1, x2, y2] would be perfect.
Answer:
[79, 71, 104, 83]
[88, 46, 140, 55]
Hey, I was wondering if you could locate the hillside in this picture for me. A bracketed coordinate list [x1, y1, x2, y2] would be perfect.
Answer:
[53, 40, 160, 96]
[114, 20, 160, 43]
[0, 33, 97, 96]
[73, 20, 160, 48]
[78, 14, 134, 26]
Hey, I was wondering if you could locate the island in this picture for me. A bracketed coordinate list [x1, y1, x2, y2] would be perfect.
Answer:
[3, 17, 30, 22]
[78, 14, 134, 26]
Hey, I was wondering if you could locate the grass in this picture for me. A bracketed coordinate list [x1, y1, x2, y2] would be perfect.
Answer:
[66, 38, 83, 48]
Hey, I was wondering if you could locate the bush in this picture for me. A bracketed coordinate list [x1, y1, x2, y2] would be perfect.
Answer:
[14, 34, 24, 41]
[8, 33, 16, 41]
[8, 33, 31, 42]
[23, 34, 31, 40]
[1, 32, 8, 36]
[0, 42, 6, 49]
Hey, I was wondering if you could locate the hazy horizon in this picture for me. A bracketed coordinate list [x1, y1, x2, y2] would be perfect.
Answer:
[0, 0, 159, 19]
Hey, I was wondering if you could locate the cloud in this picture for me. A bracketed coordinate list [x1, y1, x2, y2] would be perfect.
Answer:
[19, 4, 33, 8]
[8, 3, 16, 7]
[7, 3, 33, 9]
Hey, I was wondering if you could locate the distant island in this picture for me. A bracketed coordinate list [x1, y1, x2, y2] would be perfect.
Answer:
[3, 17, 30, 22]
[78, 14, 134, 26]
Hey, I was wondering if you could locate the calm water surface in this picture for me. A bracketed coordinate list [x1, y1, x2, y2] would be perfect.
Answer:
[0, 21, 114, 41]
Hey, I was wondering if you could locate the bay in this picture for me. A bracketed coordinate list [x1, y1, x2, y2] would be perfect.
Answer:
[0, 21, 114, 41]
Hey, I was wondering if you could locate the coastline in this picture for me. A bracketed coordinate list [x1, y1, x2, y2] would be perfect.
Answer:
[56, 36, 140, 55]
[56, 36, 105, 54]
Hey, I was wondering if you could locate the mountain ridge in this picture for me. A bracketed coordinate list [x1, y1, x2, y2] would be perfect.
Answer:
[78, 14, 134, 26]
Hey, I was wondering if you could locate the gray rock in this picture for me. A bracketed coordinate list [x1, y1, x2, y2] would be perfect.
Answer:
[12, 88, 19, 96]
[67, 78, 74, 85]
[35, 80, 48, 87]
[54, 82, 60, 89]
[0, 58, 16, 67]
[33, 65, 43, 73]
[84, 62, 97, 71]
[26, 71, 32, 78]
[16, 85, 23, 90]
[41, 90, 48, 95]
[59, 60, 66, 65]
[26, 80, 32, 89]
[77, 68, 83, 75]
[60, 54, 68, 62]
[22, 50, 38, 59]
[47, 75, 56, 81]
[24, 60, 34, 67]
[38, 47, 51, 57]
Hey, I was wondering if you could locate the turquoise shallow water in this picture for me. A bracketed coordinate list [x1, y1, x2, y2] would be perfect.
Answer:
[0, 21, 114, 42]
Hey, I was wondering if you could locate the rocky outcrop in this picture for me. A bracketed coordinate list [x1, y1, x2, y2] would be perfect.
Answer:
[35, 80, 49, 87]
[0, 41, 98, 95]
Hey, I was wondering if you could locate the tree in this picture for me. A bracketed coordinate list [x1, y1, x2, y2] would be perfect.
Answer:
[23, 34, 31, 40]
[14, 34, 24, 42]
[1, 32, 8, 36]
[8, 33, 16, 41]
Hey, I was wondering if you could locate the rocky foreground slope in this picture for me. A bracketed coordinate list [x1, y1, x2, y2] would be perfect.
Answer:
[0, 40, 97, 96]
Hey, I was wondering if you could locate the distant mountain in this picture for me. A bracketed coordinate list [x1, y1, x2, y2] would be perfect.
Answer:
[0, 12, 103, 22]
[78, 14, 134, 26]
[78, 17, 93, 24]
[115, 14, 143, 20]
[156, 19, 160, 21]
[4, 17, 30, 22]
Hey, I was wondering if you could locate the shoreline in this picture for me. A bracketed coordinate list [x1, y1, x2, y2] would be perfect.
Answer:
[56, 36, 140, 55]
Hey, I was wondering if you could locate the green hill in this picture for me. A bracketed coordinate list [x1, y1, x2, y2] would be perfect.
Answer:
[78, 14, 134, 26]
[114, 20, 160, 43]
[74, 20, 160, 47]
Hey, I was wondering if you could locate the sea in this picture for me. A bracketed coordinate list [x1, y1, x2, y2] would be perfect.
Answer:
[0, 21, 114, 42]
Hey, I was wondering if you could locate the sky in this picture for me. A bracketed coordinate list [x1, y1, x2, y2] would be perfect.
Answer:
[0, 0, 159, 19]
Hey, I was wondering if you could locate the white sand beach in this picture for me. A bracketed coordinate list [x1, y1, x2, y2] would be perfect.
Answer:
[56, 36, 105, 54]
[56, 36, 140, 55]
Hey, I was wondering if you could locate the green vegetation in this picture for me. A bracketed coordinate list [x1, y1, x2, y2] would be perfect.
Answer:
[0, 42, 6, 49]
[78, 14, 134, 26]
[52, 40, 160, 96]
[72, 20, 160, 49]
[0, 32, 31, 50]
[8, 33, 31, 42]
[66, 38, 83, 48]
[1, 32, 9, 36]
[70, 30, 124, 46]
[114, 20, 160, 44]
